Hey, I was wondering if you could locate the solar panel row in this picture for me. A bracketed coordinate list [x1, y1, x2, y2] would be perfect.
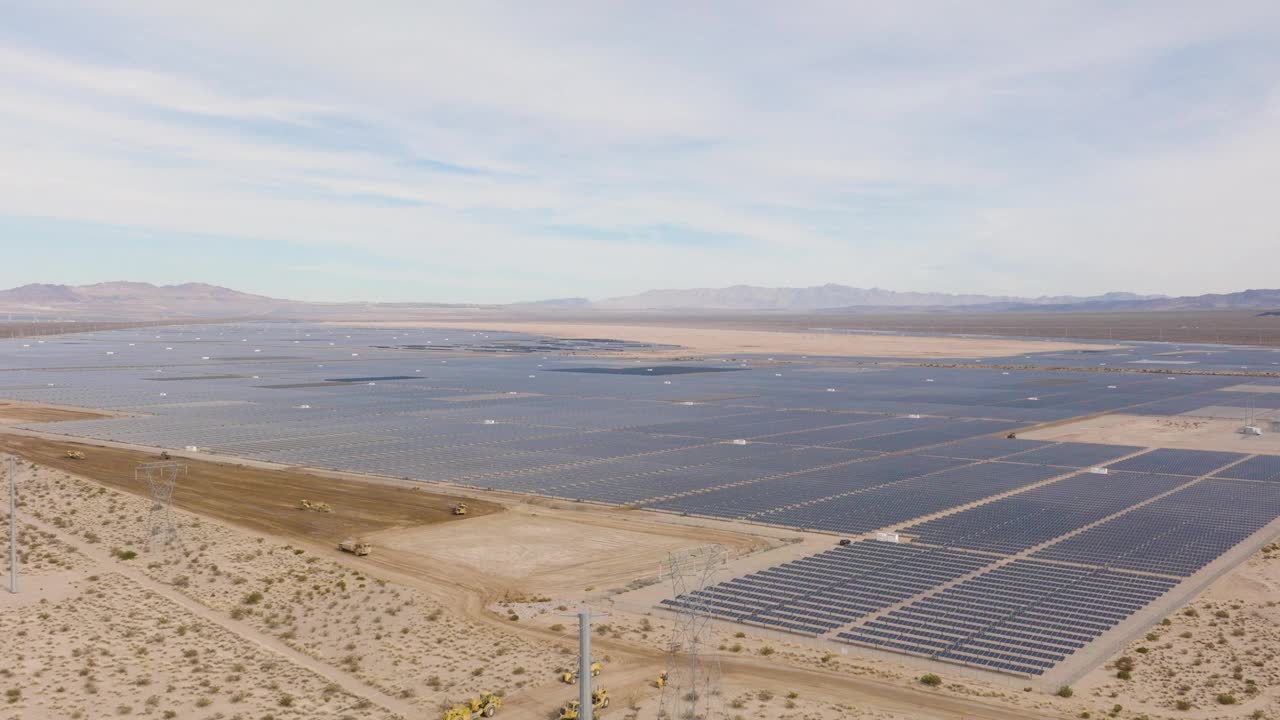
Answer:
[1034, 478, 1280, 576]
[901, 471, 1189, 555]
[753, 461, 1072, 535]
[659, 541, 992, 636]
[838, 560, 1177, 676]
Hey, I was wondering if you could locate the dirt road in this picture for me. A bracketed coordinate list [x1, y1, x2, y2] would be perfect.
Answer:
[0, 433, 501, 541]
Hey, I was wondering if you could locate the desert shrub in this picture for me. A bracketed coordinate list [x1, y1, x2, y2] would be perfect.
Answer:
[1056, 685, 1074, 698]
[919, 673, 942, 687]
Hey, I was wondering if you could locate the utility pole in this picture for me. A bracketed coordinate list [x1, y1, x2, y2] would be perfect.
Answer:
[560, 607, 608, 720]
[578, 609, 592, 720]
[7, 456, 16, 594]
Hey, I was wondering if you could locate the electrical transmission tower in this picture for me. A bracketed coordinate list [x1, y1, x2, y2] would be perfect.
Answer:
[6, 455, 17, 593]
[137, 461, 185, 549]
[660, 544, 727, 720]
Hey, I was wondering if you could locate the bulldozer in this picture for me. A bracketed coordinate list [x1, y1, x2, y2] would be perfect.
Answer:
[337, 539, 371, 556]
[440, 691, 501, 719]
[561, 662, 601, 684]
[64, 450, 85, 460]
[558, 689, 609, 719]
[299, 499, 333, 513]
[654, 671, 668, 689]
[452, 503, 468, 516]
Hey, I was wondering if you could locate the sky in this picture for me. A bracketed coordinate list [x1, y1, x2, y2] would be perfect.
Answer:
[2, 1, 1279, 304]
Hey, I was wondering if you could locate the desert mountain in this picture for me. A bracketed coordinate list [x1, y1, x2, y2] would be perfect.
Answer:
[3, 281, 1277, 320]
[0, 282, 482, 320]
[0, 282, 278, 319]
[594, 284, 1165, 311]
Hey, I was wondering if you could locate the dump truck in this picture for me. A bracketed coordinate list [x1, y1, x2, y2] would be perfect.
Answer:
[558, 689, 609, 719]
[300, 499, 333, 512]
[561, 663, 602, 683]
[65, 450, 85, 460]
[452, 503, 468, 516]
[441, 691, 501, 719]
[337, 539, 371, 556]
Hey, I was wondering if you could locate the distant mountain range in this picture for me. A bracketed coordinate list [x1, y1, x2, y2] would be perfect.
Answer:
[2, 281, 1278, 320]
[588, 284, 1280, 312]
[0, 282, 283, 319]
[591, 284, 1168, 311]
[0, 282, 472, 320]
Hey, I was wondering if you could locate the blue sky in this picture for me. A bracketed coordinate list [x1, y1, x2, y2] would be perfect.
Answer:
[1, 2, 1279, 303]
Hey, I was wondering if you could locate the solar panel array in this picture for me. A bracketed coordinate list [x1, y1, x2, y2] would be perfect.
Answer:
[901, 471, 1189, 554]
[1033, 478, 1280, 576]
[838, 560, 1178, 675]
[1105, 448, 1247, 476]
[5, 323, 1280, 681]
[1215, 454, 1280, 482]
[752, 462, 1071, 535]
[659, 541, 992, 635]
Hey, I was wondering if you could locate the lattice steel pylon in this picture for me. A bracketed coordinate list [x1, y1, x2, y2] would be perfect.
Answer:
[660, 544, 727, 720]
[137, 461, 184, 549]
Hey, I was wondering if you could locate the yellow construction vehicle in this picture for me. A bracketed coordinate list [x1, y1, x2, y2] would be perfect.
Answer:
[441, 691, 501, 719]
[64, 450, 85, 460]
[337, 539, 371, 556]
[558, 689, 609, 719]
[561, 663, 602, 683]
[452, 503, 468, 516]
[299, 499, 333, 512]
[654, 671, 668, 689]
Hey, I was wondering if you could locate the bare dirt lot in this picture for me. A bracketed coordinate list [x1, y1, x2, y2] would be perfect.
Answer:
[337, 320, 1114, 359]
[1022, 413, 1280, 455]
[371, 506, 763, 599]
[0, 401, 114, 425]
[0, 433, 502, 542]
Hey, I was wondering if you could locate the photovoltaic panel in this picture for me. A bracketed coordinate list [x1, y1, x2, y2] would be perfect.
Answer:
[659, 541, 994, 636]
[838, 560, 1177, 676]
[1033, 478, 1280, 576]
[1214, 455, 1280, 482]
[1001, 442, 1142, 468]
[901, 471, 1188, 555]
[921, 436, 1054, 461]
[753, 461, 1071, 535]
[1105, 448, 1248, 477]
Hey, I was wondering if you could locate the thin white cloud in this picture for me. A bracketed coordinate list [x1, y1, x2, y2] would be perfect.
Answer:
[1, 2, 1279, 301]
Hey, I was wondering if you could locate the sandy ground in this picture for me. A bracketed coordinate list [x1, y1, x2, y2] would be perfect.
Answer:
[11, 421, 1280, 720]
[0, 442, 1080, 720]
[0, 433, 503, 540]
[1023, 413, 1280, 455]
[371, 506, 763, 599]
[0, 401, 113, 425]
[1073, 541, 1280, 719]
[331, 320, 1115, 359]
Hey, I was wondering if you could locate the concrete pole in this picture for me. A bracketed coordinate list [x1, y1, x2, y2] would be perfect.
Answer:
[579, 609, 592, 720]
[8, 456, 16, 594]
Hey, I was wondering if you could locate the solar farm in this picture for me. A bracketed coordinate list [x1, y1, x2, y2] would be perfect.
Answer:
[4, 322, 1280, 685]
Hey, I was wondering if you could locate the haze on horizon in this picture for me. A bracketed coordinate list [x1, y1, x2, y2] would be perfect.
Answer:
[2, 2, 1279, 304]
